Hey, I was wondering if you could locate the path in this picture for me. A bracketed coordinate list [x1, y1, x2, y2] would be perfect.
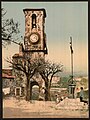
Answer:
[3, 97, 89, 118]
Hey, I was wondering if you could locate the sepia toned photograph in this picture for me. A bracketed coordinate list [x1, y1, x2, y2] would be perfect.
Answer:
[2, 1, 88, 118]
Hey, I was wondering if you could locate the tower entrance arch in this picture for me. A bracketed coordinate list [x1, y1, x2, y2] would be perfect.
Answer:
[30, 76, 45, 100]
[30, 79, 39, 100]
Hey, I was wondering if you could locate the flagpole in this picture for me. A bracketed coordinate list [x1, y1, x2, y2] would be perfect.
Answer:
[69, 36, 75, 98]
[70, 37, 73, 84]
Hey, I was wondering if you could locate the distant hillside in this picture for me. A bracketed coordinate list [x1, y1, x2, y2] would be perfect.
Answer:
[56, 71, 88, 77]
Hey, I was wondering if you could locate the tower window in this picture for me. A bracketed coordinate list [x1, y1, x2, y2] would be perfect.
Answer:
[32, 14, 36, 28]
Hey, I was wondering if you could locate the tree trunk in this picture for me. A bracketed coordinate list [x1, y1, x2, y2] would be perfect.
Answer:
[45, 81, 51, 101]
[25, 78, 31, 101]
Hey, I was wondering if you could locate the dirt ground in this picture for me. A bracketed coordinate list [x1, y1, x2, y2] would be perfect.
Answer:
[3, 96, 89, 118]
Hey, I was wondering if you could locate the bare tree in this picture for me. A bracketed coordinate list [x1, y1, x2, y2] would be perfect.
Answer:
[2, 8, 21, 46]
[6, 57, 38, 101]
[38, 60, 63, 101]
[6, 57, 63, 101]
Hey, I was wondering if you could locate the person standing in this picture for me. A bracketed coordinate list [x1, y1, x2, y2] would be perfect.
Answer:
[80, 87, 84, 102]
[80, 87, 88, 104]
[55, 94, 60, 104]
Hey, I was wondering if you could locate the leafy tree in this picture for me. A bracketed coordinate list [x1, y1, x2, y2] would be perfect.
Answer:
[80, 77, 88, 89]
[57, 77, 69, 88]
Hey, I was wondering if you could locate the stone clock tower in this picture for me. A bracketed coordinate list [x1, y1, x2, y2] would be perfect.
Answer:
[23, 9, 48, 100]
[12, 9, 48, 100]
[23, 8, 47, 59]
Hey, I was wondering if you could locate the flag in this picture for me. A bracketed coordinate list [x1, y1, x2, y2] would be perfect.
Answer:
[70, 37, 73, 54]
[70, 45, 73, 53]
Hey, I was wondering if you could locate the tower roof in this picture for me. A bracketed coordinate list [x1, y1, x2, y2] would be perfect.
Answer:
[23, 8, 46, 17]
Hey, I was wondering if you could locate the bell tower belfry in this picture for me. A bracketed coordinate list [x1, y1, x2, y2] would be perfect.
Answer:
[23, 8, 48, 59]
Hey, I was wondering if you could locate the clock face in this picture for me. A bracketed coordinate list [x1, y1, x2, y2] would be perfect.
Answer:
[29, 33, 39, 43]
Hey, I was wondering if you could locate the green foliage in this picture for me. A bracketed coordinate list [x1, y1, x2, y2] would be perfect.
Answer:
[80, 78, 88, 89]
[84, 90, 89, 99]
[57, 77, 69, 88]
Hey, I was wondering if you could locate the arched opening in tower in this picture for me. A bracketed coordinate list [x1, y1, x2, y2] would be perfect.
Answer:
[32, 14, 36, 28]
[30, 80, 39, 100]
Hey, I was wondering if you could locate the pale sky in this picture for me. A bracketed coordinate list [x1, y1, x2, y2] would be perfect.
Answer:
[2, 2, 88, 75]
